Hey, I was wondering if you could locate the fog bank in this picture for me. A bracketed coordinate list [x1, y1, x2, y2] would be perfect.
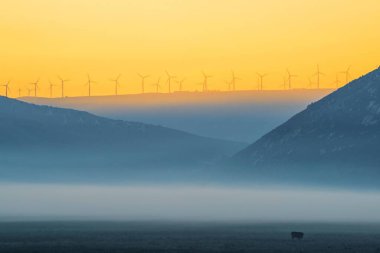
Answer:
[1, 184, 379, 222]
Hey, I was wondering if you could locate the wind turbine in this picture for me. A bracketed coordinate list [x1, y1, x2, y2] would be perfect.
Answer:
[152, 77, 161, 93]
[231, 71, 241, 91]
[58, 76, 69, 98]
[1, 81, 11, 97]
[85, 74, 96, 97]
[202, 71, 212, 92]
[176, 78, 186, 92]
[313, 64, 325, 89]
[332, 73, 340, 89]
[137, 73, 149, 93]
[110, 74, 121, 96]
[308, 77, 315, 89]
[283, 76, 288, 90]
[225, 80, 233, 91]
[340, 65, 351, 84]
[196, 82, 204, 92]
[30, 78, 39, 97]
[256, 73, 268, 90]
[27, 88, 31, 96]
[48, 80, 56, 98]
[165, 71, 176, 93]
[18, 88, 22, 97]
[286, 69, 297, 89]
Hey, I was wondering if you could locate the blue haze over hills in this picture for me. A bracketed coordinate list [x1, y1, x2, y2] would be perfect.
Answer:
[23, 90, 332, 143]
[2, 70, 379, 188]
[0, 97, 244, 182]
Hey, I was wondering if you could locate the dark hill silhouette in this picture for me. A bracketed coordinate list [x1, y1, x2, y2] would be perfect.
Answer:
[0, 97, 244, 182]
[233, 67, 380, 186]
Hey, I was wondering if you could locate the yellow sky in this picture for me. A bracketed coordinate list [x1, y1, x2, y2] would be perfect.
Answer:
[1, 0, 380, 97]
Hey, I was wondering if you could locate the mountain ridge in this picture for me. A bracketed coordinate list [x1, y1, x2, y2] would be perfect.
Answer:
[0, 97, 245, 182]
[232, 67, 380, 185]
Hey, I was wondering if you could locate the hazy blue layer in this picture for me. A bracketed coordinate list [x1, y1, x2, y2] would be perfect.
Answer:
[23, 90, 331, 142]
[1, 184, 379, 222]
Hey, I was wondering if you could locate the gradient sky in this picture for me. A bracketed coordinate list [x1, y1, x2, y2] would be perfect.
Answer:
[1, 0, 380, 97]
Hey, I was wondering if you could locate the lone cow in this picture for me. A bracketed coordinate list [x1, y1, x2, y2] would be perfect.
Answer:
[291, 231, 304, 240]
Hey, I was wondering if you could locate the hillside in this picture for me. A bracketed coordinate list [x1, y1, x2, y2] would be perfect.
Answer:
[0, 97, 244, 182]
[233, 68, 380, 186]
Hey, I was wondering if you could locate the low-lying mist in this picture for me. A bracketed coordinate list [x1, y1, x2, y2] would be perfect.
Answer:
[1, 184, 379, 222]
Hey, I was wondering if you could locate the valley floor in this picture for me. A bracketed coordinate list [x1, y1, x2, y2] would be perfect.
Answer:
[1, 221, 380, 253]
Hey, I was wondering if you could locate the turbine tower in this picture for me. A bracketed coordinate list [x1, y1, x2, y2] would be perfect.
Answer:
[225, 80, 233, 91]
[231, 71, 241, 91]
[176, 78, 186, 92]
[30, 78, 39, 97]
[110, 74, 121, 96]
[196, 82, 204, 92]
[340, 65, 351, 84]
[308, 77, 315, 89]
[85, 74, 96, 97]
[165, 71, 176, 93]
[27, 88, 32, 97]
[283, 76, 288, 90]
[286, 69, 297, 89]
[58, 76, 69, 98]
[333, 73, 340, 89]
[152, 77, 161, 93]
[48, 80, 56, 98]
[313, 64, 325, 89]
[202, 71, 212, 92]
[137, 73, 149, 94]
[256, 73, 267, 90]
[2, 81, 11, 97]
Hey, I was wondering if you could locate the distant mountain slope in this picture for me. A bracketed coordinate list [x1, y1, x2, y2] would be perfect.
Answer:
[22, 90, 332, 143]
[233, 67, 380, 185]
[0, 97, 244, 182]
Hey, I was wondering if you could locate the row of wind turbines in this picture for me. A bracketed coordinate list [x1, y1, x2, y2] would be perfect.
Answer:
[1, 65, 353, 98]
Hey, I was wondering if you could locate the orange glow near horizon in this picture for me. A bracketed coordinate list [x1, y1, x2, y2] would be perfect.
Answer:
[1, 0, 380, 98]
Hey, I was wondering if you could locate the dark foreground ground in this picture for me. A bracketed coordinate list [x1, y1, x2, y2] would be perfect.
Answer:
[1, 221, 380, 253]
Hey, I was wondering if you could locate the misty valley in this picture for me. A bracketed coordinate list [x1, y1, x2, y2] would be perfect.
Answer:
[2, 44, 380, 253]
[1, 184, 380, 252]
[3, 1, 380, 251]
[2, 68, 380, 188]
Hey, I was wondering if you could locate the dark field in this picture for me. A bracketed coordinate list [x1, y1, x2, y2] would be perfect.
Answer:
[1, 222, 380, 253]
